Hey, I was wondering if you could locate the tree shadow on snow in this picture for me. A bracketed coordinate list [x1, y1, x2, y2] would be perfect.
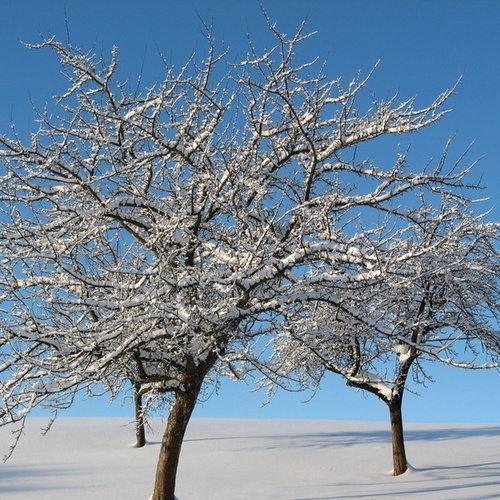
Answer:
[0, 464, 90, 494]
[185, 425, 500, 450]
[310, 425, 500, 448]
[289, 460, 500, 500]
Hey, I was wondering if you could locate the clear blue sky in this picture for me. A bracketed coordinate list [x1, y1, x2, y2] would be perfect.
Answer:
[0, 1, 499, 424]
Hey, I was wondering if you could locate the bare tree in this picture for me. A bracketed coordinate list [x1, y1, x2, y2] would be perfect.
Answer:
[0, 22, 484, 499]
[262, 198, 499, 476]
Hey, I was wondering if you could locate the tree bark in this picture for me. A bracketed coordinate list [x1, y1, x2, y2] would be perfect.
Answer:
[151, 389, 198, 500]
[150, 356, 213, 500]
[134, 382, 146, 448]
[388, 395, 408, 476]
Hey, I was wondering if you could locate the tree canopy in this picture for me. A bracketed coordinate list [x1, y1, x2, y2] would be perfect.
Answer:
[0, 23, 498, 499]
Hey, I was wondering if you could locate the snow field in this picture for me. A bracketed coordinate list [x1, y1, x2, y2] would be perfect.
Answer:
[1, 418, 499, 499]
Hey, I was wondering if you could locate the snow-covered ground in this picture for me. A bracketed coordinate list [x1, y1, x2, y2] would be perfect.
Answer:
[1, 418, 499, 499]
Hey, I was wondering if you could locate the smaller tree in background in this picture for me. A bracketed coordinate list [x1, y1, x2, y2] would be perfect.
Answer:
[264, 198, 499, 475]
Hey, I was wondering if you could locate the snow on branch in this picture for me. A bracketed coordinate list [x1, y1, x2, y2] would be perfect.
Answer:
[0, 24, 496, 460]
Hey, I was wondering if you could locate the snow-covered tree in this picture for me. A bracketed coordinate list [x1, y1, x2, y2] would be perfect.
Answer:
[0, 22, 485, 499]
[263, 198, 499, 476]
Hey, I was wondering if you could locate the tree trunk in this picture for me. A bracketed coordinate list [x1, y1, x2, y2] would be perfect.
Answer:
[388, 395, 408, 476]
[134, 382, 146, 448]
[151, 357, 210, 500]
[151, 390, 197, 500]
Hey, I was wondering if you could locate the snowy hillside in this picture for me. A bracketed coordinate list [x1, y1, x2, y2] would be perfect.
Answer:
[1, 418, 499, 499]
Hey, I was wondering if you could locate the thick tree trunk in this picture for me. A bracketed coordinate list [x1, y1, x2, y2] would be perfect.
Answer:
[388, 395, 407, 476]
[134, 382, 146, 448]
[151, 389, 198, 500]
[150, 355, 214, 500]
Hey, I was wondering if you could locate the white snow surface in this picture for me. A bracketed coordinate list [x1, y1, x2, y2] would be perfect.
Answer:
[1, 418, 499, 499]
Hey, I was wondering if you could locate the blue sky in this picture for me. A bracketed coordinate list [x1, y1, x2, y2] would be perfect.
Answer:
[0, 1, 499, 424]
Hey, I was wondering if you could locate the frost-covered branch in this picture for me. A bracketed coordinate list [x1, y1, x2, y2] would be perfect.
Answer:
[0, 22, 496, 499]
